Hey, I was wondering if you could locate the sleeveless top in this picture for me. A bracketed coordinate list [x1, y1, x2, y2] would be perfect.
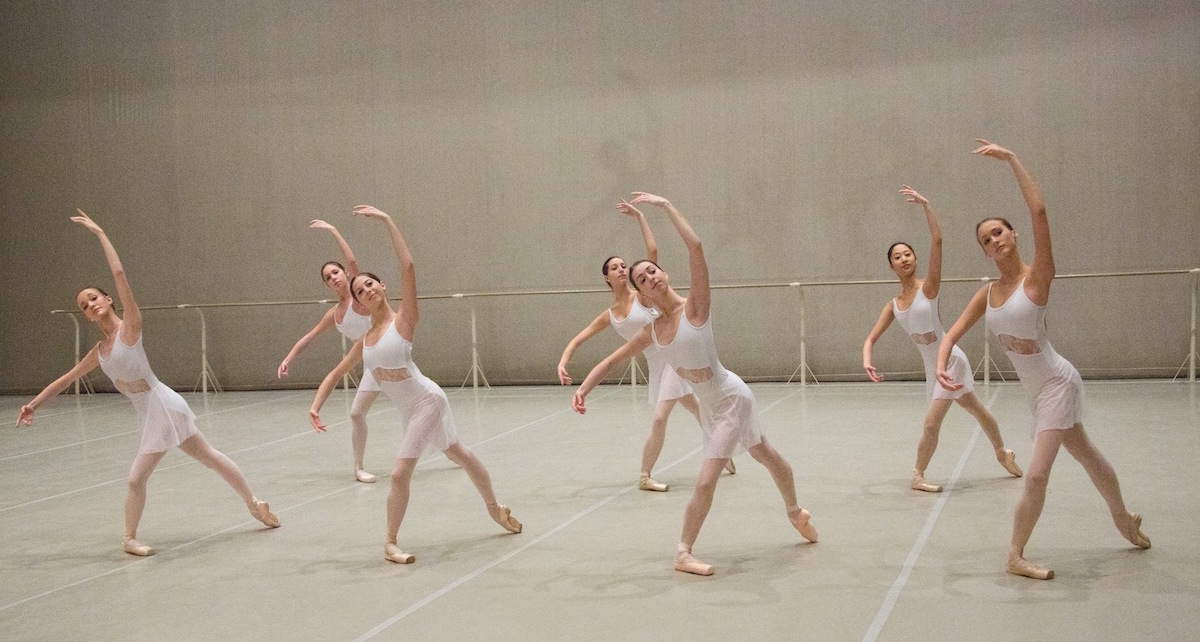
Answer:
[893, 289, 972, 400]
[335, 302, 373, 341]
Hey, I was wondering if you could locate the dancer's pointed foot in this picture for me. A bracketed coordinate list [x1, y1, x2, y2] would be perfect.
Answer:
[249, 499, 281, 528]
[1118, 512, 1151, 549]
[674, 545, 714, 576]
[996, 448, 1023, 477]
[355, 468, 377, 483]
[911, 471, 943, 493]
[724, 459, 736, 475]
[1007, 550, 1053, 580]
[384, 542, 415, 564]
[123, 537, 154, 557]
[487, 503, 523, 534]
[787, 505, 819, 543]
[639, 473, 669, 492]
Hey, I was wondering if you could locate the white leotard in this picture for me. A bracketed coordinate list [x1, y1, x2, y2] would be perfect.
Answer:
[986, 279, 1083, 437]
[362, 321, 458, 458]
[651, 312, 762, 458]
[608, 298, 691, 405]
[335, 302, 380, 393]
[98, 329, 199, 454]
[892, 290, 973, 401]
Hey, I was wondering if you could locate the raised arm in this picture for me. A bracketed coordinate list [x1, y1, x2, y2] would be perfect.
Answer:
[71, 210, 140, 342]
[557, 310, 613, 384]
[935, 285, 989, 390]
[862, 301, 896, 382]
[571, 327, 653, 414]
[629, 193, 709, 324]
[17, 346, 101, 426]
[900, 186, 944, 299]
[354, 205, 418, 340]
[617, 199, 658, 264]
[278, 307, 338, 378]
[308, 340, 365, 432]
[310, 219, 361, 276]
[973, 140, 1053, 302]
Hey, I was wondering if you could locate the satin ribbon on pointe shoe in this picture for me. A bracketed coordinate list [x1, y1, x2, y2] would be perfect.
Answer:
[385, 542, 415, 564]
[1007, 550, 1053, 580]
[639, 473, 669, 492]
[250, 499, 281, 528]
[123, 537, 154, 557]
[911, 471, 943, 493]
[997, 449, 1023, 477]
[674, 544, 714, 576]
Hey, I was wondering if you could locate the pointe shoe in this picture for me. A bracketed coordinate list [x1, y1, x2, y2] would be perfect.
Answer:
[787, 506, 819, 543]
[674, 547, 715, 576]
[997, 449, 1024, 477]
[384, 542, 415, 564]
[724, 459, 736, 475]
[354, 468, 377, 483]
[911, 471, 943, 493]
[249, 499, 281, 528]
[1120, 512, 1152, 549]
[1007, 551, 1053, 580]
[123, 537, 154, 557]
[639, 473, 669, 492]
[488, 503, 523, 534]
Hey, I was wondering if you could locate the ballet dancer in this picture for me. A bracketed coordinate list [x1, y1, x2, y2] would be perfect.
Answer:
[278, 220, 379, 483]
[310, 205, 522, 564]
[558, 199, 732, 492]
[572, 193, 818, 576]
[17, 210, 280, 557]
[863, 186, 1022, 492]
[937, 140, 1150, 579]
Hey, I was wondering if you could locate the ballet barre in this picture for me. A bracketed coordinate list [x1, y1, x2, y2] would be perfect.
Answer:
[50, 267, 1197, 396]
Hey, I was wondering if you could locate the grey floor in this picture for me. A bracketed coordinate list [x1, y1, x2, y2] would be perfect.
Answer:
[1, 381, 1197, 641]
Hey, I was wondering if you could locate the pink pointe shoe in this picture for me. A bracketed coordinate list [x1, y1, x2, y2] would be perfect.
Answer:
[385, 542, 415, 564]
[911, 471, 943, 493]
[639, 473, 669, 492]
[249, 499, 281, 528]
[997, 449, 1023, 477]
[1119, 512, 1151, 549]
[488, 503, 523, 534]
[674, 544, 714, 576]
[123, 537, 154, 557]
[787, 506, 819, 543]
[1007, 550, 1053, 580]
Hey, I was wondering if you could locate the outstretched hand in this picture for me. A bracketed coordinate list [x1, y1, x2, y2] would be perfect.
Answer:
[571, 390, 587, 414]
[899, 185, 928, 206]
[971, 139, 1015, 161]
[616, 199, 645, 219]
[864, 365, 883, 383]
[936, 370, 963, 392]
[309, 219, 336, 231]
[70, 209, 104, 235]
[16, 405, 35, 427]
[557, 364, 573, 385]
[352, 205, 390, 220]
[309, 409, 327, 433]
[629, 192, 669, 208]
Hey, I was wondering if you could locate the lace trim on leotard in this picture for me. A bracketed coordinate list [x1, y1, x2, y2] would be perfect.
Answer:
[997, 334, 1042, 355]
[373, 367, 412, 383]
[675, 366, 714, 383]
[910, 331, 937, 345]
[114, 378, 151, 394]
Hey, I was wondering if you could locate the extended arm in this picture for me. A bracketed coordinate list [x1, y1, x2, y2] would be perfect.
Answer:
[308, 340, 365, 432]
[355, 205, 418, 339]
[617, 199, 658, 264]
[900, 186, 944, 299]
[630, 193, 709, 323]
[571, 327, 653, 414]
[862, 302, 895, 382]
[17, 347, 101, 426]
[974, 140, 1053, 302]
[557, 310, 612, 384]
[278, 307, 338, 378]
[310, 220, 361, 276]
[72, 210, 141, 342]
[935, 286, 988, 390]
